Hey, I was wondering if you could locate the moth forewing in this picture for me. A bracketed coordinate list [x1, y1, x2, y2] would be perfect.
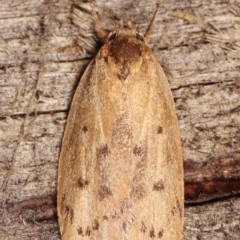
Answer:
[58, 7, 184, 240]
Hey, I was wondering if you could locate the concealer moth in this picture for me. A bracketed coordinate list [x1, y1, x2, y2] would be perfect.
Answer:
[58, 4, 184, 240]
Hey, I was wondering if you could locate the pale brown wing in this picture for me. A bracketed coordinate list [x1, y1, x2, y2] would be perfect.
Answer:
[124, 49, 184, 239]
[58, 45, 183, 240]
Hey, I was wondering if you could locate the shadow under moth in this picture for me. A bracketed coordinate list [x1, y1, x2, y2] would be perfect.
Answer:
[58, 3, 184, 240]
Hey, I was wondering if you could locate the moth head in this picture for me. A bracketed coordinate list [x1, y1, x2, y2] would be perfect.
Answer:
[101, 19, 149, 81]
[106, 19, 145, 43]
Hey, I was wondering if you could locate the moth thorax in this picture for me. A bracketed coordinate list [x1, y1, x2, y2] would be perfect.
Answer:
[107, 37, 144, 81]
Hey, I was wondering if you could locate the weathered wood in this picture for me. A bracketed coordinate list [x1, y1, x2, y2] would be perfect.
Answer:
[0, 0, 239, 239]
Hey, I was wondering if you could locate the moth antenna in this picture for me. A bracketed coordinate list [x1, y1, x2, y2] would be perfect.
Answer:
[88, 0, 108, 42]
[144, 6, 159, 43]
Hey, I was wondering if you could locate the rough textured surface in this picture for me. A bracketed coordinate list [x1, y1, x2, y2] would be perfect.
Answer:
[0, 0, 239, 239]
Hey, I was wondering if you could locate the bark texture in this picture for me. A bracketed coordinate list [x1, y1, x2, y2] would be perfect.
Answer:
[0, 0, 239, 239]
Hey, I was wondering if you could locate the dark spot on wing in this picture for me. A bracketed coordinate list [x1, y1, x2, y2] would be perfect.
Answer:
[123, 222, 127, 231]
[77, 178, 89, 188]
[150, 226, 155, 238]
[120, 200, 132, 213]
[131, 144, 148, 200]
[70, 208, 74, 224]
[82, 125, 88, 132]
[61, 194, 66, 209]
[85, 226, 91, 236]
[65, 205, 74, 224]
[140, 221, 147, 233]
[69, 134, 75, 145]
[93, 219, 99, 231]
[153, 180, 165, 191]
[131, 184, 146, 199]
[133, 145, 145, 157]
[97, 144, 110, 160]
[176, 199, 182, 217]
[98, 185, 112, 201]
[111, 211, 119, 219]
[171, 206, 177, 216]
[103, 215, 108, 221]
[77, 227, 84, 236]
[158, 229, 164, 238]
[158, 126, 163, 134]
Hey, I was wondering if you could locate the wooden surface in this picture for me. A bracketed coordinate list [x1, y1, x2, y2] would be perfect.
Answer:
[0, 0, 239, 239]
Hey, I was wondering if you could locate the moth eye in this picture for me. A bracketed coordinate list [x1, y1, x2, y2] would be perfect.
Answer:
[108, 32, 116, 41]
[136, 33, 144, 42]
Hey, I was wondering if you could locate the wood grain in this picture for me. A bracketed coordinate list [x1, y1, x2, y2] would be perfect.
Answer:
[0, 0, 239, 239]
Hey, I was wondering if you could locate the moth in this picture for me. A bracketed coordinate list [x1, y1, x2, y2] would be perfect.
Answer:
[58, 4, 184, 240]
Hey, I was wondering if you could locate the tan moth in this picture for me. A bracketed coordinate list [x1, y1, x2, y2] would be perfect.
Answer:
[58, 3, 184, 240]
